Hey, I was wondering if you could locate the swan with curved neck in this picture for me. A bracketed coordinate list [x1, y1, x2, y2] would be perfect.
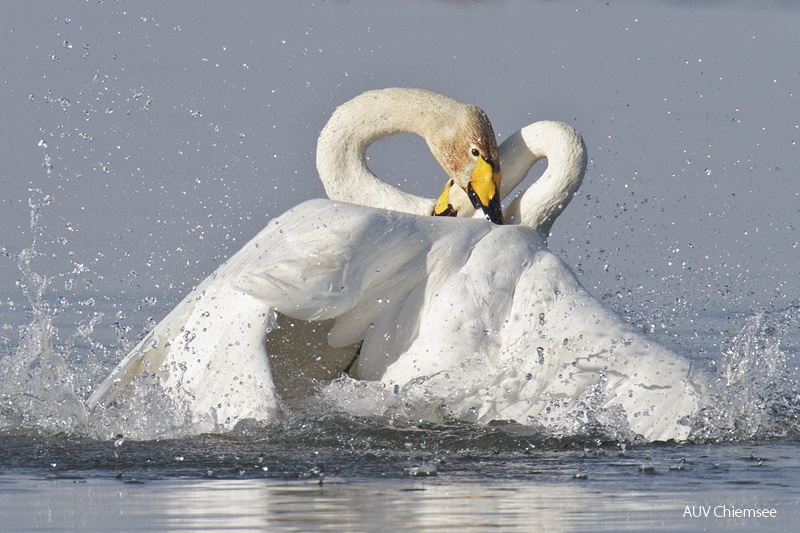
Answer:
[88, 93, 705, 442]
[337, 121, 705, 442]
[316, 87, 503, 223]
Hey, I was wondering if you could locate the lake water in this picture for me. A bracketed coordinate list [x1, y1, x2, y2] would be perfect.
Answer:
[3, 1, 800, 531]
[3, 427, 800, 532]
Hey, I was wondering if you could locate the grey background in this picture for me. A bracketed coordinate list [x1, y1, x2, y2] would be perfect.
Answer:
[2, 1, 799, 356]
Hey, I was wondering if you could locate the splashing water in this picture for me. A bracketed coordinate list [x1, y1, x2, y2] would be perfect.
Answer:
[690, 306, 800, 442]
[2, 191, 800, 443]
[0, 191, 90, 435]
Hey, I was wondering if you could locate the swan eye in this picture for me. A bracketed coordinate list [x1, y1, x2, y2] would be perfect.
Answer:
[471, 148, 480, 157]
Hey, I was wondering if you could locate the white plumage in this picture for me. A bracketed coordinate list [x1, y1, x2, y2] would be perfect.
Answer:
[89, 92, 707, 441]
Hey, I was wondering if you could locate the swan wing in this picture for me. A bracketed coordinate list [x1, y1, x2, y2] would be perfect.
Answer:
[89, 199, 495, 430]
[377, 226, 703, 442]
[487, 269, 703, 442]
[238, 200, 494, 385]
[87, 258, 279, 433]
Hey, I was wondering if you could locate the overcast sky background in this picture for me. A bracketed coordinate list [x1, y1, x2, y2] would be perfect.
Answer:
[2, 1, 799, 355]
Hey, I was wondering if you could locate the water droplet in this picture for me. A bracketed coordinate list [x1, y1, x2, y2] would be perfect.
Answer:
[537, 347, 545, 365]
[525, 373, 533, 381]
[114, 434, 125, 447]
[538, 312, 545, 325]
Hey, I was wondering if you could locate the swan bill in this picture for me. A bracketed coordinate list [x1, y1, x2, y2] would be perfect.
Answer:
[468, 156, 503, 224]
[433, 180, 458, 217]
[468, 181, 504, 225]
[433, 157, 504, 224]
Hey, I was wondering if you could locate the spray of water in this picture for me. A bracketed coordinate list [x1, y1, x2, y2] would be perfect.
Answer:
[0, 191, 89, 435]
[690, 306, 800, 442]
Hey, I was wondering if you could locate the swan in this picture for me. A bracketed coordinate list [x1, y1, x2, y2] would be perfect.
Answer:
[257, 119, 707, 442]
[87, 88, 503, 433]
[347, 120, 709, 441]
[89, 89, 707, 441]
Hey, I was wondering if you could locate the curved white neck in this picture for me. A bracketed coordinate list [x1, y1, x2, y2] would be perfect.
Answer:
[499, 121, 587, 238]
[316, 88, 463, 216]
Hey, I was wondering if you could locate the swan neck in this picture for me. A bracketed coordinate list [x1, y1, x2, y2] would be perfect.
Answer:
[316, 88, 461, 216]
[501, 121, 587, 237]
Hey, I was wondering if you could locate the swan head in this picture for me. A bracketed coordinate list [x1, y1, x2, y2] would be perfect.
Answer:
[430, 105, 504, 224]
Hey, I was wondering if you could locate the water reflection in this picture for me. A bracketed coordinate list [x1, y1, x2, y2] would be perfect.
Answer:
[3, 475, 797, 532]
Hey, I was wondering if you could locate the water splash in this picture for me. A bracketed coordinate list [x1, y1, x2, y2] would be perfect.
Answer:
[691, 305, 800, 442]
[313, 366, 636, 444]
[0, 191, 89, 435]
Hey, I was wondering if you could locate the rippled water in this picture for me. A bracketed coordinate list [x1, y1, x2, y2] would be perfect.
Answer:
[2, 426, 800, 531]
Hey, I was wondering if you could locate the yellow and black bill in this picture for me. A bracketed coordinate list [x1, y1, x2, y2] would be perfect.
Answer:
[433, 179, 458, 217]
[466, 156, 503, 225]
[433, 156, 503, 224]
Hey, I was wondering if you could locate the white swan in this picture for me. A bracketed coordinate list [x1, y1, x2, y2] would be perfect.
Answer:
[87, 88, 503, 433]
[89, 89, 707, 441]
[347, 121, 709, 441]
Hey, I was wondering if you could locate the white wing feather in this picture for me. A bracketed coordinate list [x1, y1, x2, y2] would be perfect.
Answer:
[91, 199, 704, 441]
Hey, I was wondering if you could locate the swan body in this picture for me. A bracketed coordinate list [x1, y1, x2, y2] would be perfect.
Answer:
[358, 220, 705, 441]
[91, 197, 703, 440]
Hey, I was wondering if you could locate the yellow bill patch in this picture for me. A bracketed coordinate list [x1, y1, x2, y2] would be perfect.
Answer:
[469, 156, 499, 207]
[434, 180, 455, 216]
